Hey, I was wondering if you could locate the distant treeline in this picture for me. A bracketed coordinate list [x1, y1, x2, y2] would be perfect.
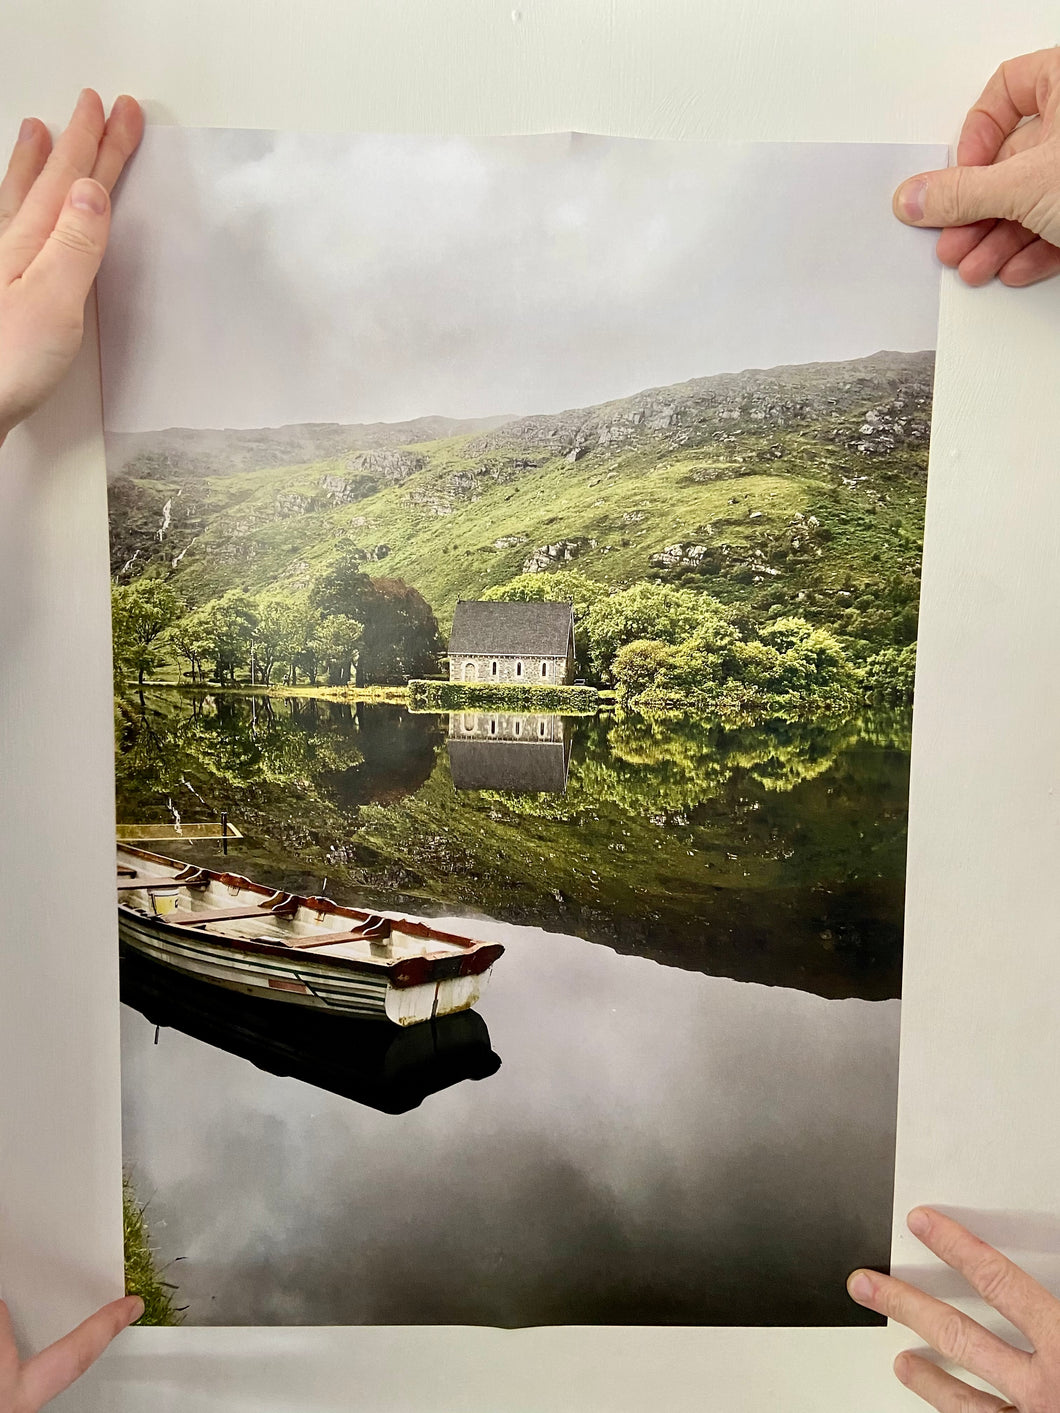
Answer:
[112, 557, 441, 690]
[113, 556, 914, 713]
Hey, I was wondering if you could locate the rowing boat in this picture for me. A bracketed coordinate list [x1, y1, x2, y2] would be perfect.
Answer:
[116, 845, 504, 1026]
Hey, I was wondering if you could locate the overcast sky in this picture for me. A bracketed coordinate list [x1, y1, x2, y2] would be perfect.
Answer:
[98, 130, 945, 434]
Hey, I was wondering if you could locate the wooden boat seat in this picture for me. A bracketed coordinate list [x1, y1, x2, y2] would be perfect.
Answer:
[168, 904, 282, 927]
[289, 921, 392, 950]
[116, 875, 183, 891]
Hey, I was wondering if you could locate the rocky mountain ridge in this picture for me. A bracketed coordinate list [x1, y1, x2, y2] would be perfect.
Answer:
[106, 412, 515, 482]
[468, 349, 934, 461]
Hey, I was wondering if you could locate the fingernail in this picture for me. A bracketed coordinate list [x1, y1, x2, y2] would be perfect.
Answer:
[17, 118, 36, 143]
[893, 1353, 911, 1384]
[908, 1207, 931, 1237]
[897, 178, 927, 222]
[848, 1271, 875, 1303]
[127, 1295, 145, 1322]
[70, 178, 107, 215]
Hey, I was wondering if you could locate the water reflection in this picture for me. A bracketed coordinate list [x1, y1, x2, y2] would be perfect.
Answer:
[120, 913, 898, 1327]
[447, 712, 572, 793]
[114, 692, 911, 999]
[120, 950, 501, 1114]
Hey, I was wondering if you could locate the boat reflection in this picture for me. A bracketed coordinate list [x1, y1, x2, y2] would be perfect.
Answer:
[447, 712, 573, 794]
[120, 951, 502, 1114]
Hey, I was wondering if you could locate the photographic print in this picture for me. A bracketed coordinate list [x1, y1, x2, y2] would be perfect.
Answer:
[99, 130, 943, 1326]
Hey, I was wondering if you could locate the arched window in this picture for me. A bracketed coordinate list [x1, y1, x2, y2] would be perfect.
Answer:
[516, 660, 523, 678]
[462, 714, 474, 733]
[514, 720, 522, 737]
[491, 660, 498, 677]
[464, 661, 476, 682]
[489, 717, 497, 737]
[539, 720, 547, 738]
[541, 660, 548, 679]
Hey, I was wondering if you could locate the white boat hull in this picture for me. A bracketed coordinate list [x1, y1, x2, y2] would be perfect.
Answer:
[119, 913, 490, 1024]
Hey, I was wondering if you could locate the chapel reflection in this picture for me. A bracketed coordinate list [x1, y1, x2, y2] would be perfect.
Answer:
[446, 712, 573, 794]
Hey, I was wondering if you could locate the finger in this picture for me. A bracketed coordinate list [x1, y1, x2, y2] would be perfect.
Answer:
[90, 95, 144, 193]
[937, 219, 997, 268]
[998, 236, 1060, 287]
[909, 1207, 1060, 1346]
[0, 1300, 18, 1375]
[956, 48, 1059, 166]
[19, 178, 111, 317]
[996, 115, 1043, 163]
[894, 152, 1039, 229]
[894, 1351, 1013, 1413]
[847, 1269, 1028, 1395]
[0, 88, 105, 283]
[957, 222, 1038, 286]
[0, 118, 52, 236]
[18, 1295, 143, 1410]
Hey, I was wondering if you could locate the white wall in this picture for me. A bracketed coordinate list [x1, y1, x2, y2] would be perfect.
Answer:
[2, 4, 1059, 1410]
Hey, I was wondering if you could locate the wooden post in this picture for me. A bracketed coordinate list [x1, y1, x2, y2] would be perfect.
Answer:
[221, 810, 229, 856]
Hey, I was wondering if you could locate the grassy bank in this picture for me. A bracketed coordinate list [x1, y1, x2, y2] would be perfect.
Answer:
[123, 1176, 182, 1326]
[136, 679, 409, 703]
[408, 680, 599, 713]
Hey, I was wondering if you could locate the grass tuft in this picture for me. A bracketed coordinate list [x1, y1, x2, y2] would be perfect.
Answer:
[123, 1175, 183, 1326]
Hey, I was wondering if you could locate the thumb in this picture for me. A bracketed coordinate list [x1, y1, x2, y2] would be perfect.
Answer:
[893, 158, 1035, 229]
[23, 176, 111, 312]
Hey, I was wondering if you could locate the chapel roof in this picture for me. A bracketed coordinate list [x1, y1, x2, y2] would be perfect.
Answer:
[448, 600, 574, 657]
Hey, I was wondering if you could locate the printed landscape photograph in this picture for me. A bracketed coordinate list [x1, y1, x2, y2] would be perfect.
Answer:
[99, 129, 943, 1327]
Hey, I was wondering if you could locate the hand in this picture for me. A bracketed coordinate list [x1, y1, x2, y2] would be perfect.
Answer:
[0, 89, 143, 447]
[848, 1206, 1060, 1411]
[893, 47, 1060, 287]
[1, 1295, 142, 1411]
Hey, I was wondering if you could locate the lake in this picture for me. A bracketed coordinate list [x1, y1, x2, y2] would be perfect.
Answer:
[116, 690, 906, 1325]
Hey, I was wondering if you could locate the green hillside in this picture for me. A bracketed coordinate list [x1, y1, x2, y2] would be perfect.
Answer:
[109, 350, 932, 676]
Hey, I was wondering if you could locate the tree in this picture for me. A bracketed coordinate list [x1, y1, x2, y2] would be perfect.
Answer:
[165, 607, 215, 685]
[315, 613, 364, 686]
[610, 612, 859, 715]
[253, 593, 318, 686]
[111, 579, 183, 689]
[584, 583, 737, 680]
[196, 590, 259, 685]
[311, 559, 441, 684]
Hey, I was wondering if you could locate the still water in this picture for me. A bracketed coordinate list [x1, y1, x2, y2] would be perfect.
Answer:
[118, 691, 905, 1325]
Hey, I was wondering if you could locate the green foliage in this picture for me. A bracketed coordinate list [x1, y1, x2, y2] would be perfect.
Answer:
[123, 1176, 181, 1326]
[253, 592, 317, 685]
[312, 558, 441, 684]
[111, 579, 183, 688]
[585, 583, 737, 679]
[196, 589, 260, 685]
[861, 643, 917, 703]
[408, 680, 598, 713]
[164, 604, 215, 684]
[314, 612, 365, 686]
[610, 613, 860, 718]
